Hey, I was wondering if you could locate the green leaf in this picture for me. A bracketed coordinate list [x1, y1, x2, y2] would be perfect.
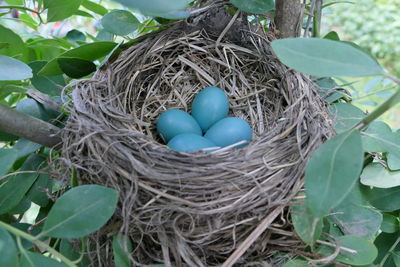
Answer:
[229, 0, 275, 14]
[0, 154, 44, 214]
[26, 172, 52, 207]
[113, 0, 190, 19]
[282, 259, 310, 267]
[29, 61, 64, 96]
[113, 234, 133, 267]
[305, 130, 364, 217]
[362, 185, 400, 212]
[329, 103, 365, 133]
[388, 153, 400, 171]
[41, 185, 118, 238]
[323, 31, 340, 41]
[291, 201, 323, 245]
[329, 182, 382, 238]
[96, 30, 114, 41]
[66, 30, 86, 42]
[38, 41, 117, 76]
[0, 25, 29, 61]
[58, 57, 97, 78]
[10, 223, 42, 250]
[271, 38, 383, 77]
[0, 148, 18, 176]
[315, 77, 347, 103]
[362, 128, 400, 159]
[82, 0, 108, 15]
[361, 121, 392, 152]
[16, 98, 49, 121]
[321, 235, 378, 265]
[74, 10, 94, 18]
[381, 214, 399, 233]
[20, 250, 67, 267]
[0, 55, 32, 80]
[44, 0, 83, 22]
[0, 227, 18, 267]
[14, 139, 42, 158]
[361, 163, 400, 188]
[101, 10, 140, 36]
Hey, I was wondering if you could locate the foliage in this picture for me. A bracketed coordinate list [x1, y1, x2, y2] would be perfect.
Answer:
[0, 0, 399, 266]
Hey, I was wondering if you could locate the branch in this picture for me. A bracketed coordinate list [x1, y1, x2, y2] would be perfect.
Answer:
[0, 104, 62, 149]
[275, 0, 302, 38]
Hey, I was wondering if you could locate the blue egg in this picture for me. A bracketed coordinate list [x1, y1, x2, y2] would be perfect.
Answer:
[191, 86, 229, 132]
[167, 134, 217, 152]
[157, 110, 202, 142]
[204, 117, 252, 148]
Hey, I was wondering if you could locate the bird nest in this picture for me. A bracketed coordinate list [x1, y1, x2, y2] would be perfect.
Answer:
[59, 5, 333, 267]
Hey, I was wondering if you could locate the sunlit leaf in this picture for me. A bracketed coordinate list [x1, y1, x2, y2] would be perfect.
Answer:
[82, 0, 108, 15]
[0, 55, 32, 80]
[361, 163, 400, 188]
[0, 25, 29, 61]
[271, 38, 383, 77]
[388, 153, 400, 171]
[305, 130, 364, 217]
[42, 185, 118, 238]
[101, 10, 140, 36]
[44, 0, 82, 22]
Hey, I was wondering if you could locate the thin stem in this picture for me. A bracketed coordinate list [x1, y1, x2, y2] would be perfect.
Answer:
[0, 5, 43, 23]
[0, 221, 77, 267]
[312, 0, 322, 37]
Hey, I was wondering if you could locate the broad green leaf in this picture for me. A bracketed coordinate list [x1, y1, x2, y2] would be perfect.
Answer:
[9, 196, 31, 214]
[321, 235, 377, 265]
[82, 0, 108, 15]
[16, 98, 49, 121]
[29, 61, 64, 96]
[101, 10, 140, 36]
[361, 121, 392, 152]
[229, 0, 275, 14]
[329, 103, 365, 133]
[14, 139, 42, 158]
[362, 185, 400, 212]
[0, 148, 18, 176]
[44, 0, 83, 22]
[0, 154, 44, 214]
[291, 201, 323, 245]
[361, 163, 400, 188]
[282, 259, 310, 267]
[66, 30, 86, 42]
[41, 185, 118, 238]
[374, 233, 400, 266]
[113, 234, 133, 267]
[0, 228, 18, 267]
[305, 130, 364, 217]
[362, 130, 400, 159]
[10, 223, 41, 250]
[323, 31, 340, 41]
[113, 0, 190, 19]
[38, 41, 117, 76]
[388, 153, 400, 171]
[96, 30, 114, 41]
[394, 251, 400, 267]
[0, 25, 28, 61]
[271, 38, 383, 77]
[20, 251, 67, 267]
[381, 214, 399, 233]
[0, 55, 32, 80]
[315, 77, 347, 103]
[330, 182, 382, 238]
[58, 57, 97, 78]
[74, 10, 94, 18]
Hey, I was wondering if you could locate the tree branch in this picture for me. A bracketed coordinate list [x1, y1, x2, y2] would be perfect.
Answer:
[275, 0, 302, 38]
[0, 104, 62, 149]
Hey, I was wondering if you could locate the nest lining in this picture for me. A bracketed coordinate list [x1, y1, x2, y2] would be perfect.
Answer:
[60, 7, 333, 267]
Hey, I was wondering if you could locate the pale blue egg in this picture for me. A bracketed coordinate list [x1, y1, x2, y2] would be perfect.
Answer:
[157, 110, 202, 142]
[191, 86, 229, 131]
[168, 134, 217, 152]
[204, 117, 252, 148]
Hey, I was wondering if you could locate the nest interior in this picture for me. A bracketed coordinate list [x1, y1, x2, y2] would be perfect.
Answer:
[60, 5, 333, 267]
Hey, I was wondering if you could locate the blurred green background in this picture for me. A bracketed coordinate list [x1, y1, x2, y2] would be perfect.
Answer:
[323, 0, 400, 128]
